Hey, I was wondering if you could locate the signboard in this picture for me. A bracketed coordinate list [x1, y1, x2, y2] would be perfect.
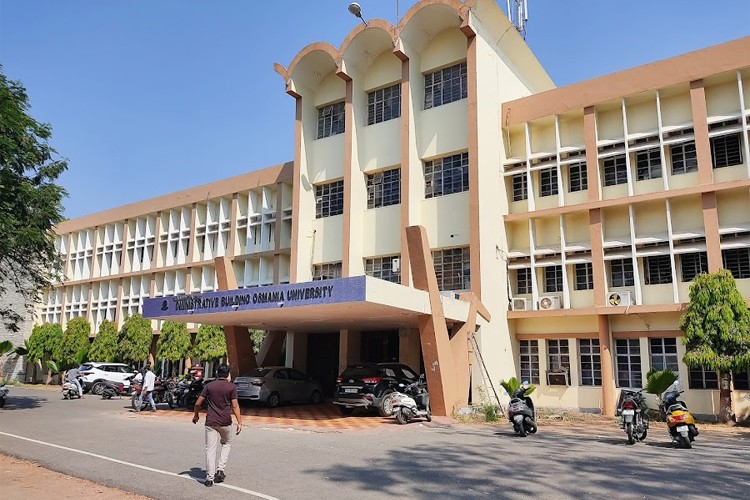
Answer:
[142, 276, 367, 318]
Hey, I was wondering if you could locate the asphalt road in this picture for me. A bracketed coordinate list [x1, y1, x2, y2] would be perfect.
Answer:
[0, 387, 748, 500]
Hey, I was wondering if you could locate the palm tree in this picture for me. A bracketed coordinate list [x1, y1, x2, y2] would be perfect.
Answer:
[645, 368, 678, 420]
[499, 376, 537, 398]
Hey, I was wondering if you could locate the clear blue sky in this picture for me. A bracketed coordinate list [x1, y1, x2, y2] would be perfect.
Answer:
[2, 1, 749, 220]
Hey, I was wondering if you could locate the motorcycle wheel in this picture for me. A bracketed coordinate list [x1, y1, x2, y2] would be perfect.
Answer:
[185, 395, 197, 411]
[131, 394, 142, 412]
[425, 405, 432, 422]
[638, 429, 648, 441]
[525, 417, 537, 434]
[680, 435, 692, 449]
[626, 422, 635, 445]
[517, 423, 527, 437]
[378, 390, 394, 417]
[395, 409, 409, 425]
[167, 396, 175, 409]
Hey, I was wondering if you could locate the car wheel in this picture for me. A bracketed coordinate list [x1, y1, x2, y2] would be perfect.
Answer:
[339, 406, 354, 416]
[91, 381, 105, 395]
[267, 392, 280, 408]
[309, 390, 321, 405]
[378, 390, 394, 417]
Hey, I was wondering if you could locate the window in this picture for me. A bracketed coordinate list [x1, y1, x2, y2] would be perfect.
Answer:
[733, 369, 750, 390]
[424, 152, 469, 198]
[681, 252, 708, 282]
[579, 339, 602, 386]
[367, 168, 400, 209]
[710, 133, 742, 168]
[636, 148, 662, 180]
[611, 259, 635, 287]
[540, 168, 558, 197]
[312, 262, 342, 280]
[616, 339, 642, 388]
[519, 340, 540, 384]
[364, 255, 400, 284]
[315, 181, 344, 218]
[649, 338, 679, 371]
[722, 248, 750, 279]
[317, 101, 345, 139]
[432, 247, 470, 291]
[644, 255, 672, 285]
[547, 339, 570, 373]
[568, 162, 588, 192]
[512, 174, 527, 201]
[516, 268, 532, 294]
[424, 62, 467, 109]
[689, 366, 718, 389]
[603, 154, 628, 186]
[670, 142, 698, 174]
[575, 262, 593, 290]
[367, 84, 401, 125]
[544, 266, 563, 293]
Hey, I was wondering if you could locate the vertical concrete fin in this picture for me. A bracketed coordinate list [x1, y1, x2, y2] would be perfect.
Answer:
[214, 256, 256, 378]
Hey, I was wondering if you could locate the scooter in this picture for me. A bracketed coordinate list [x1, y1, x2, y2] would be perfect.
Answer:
[390, 374, 432, 425]
[664, 381, 699, 449]
[100, 380, 126, 399]
[507, 384, 537, 437]
[0, 383, 8, 408]
[617, 388, 649, 445]
[62, 377, 84, 399]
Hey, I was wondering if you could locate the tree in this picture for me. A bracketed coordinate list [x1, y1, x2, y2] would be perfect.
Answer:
[499, 376, 537, 399]
[249, 329, 267, 354]
[0, 66, 68, 334]
[59, 317, 90, 369]
[191, 324, 227, 362]
[117, 314, 153, 364]
[88, 320, 119, 362]
[156, 321, 191, 373]
[27, 323, 62, 383]
[644, 368, 678, 420]
[680, 270, 750, 423]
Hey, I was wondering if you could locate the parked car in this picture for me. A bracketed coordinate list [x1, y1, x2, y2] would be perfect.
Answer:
[79, 362, 137, 395]
[333, 363, 420, 416]
[234, 367, 323, 407]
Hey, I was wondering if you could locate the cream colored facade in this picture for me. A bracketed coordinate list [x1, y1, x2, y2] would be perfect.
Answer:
[34, 1, 749, 419]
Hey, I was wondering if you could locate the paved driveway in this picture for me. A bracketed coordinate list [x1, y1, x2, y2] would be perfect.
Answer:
[1, 386, 748, 499]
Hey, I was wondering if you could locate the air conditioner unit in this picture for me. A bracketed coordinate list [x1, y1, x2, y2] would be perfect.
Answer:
[391, 257, 400, 273]
[607, 290, 632, 307]
[547, 371, 570, 386]
[538, 296, 562, 310]
[511, 298, 530, 311]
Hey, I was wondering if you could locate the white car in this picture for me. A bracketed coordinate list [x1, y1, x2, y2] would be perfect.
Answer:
[78, 362, 136, 394]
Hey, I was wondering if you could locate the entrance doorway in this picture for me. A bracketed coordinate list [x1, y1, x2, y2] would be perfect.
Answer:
[360, 330, 399, 363]
[306, 333, 340, 397]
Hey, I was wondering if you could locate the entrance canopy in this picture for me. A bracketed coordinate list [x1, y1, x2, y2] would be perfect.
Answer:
[142, 276, 479, 332]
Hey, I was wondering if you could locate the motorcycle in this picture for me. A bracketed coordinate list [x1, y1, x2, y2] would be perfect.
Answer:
[617, 388, 649, 444]
[664, 382, 699, 449]
[100, 380, 126, 399]
[129, 376, 176, 411]
[389, 374, 431, 425]
[0, 383, 8, 408]
[173, 373, 198, 408]
[62, 377, 84, 400]
[184, 376, 208, 410]
[507, 384, 537, 437]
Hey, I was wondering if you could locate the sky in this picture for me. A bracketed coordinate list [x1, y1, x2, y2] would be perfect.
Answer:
[1, 0, 749, 220]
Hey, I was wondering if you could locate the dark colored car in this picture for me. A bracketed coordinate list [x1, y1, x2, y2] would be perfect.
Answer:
[333, 363, 419, 416]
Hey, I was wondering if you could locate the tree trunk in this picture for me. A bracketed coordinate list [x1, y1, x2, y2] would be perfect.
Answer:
[719, 371, 733, 423]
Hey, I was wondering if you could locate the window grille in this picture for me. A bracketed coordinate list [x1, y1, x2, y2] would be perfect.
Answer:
[603, 154, 628, 186]
[575, 262, 593, 290]
[670, 141, 698, 174]
[366, 168, 400, 209]
[689, 366, 719, 389]
[610, 259, 635, 287]
[516, 268, 532, 294]
[424, 62, 467, 109]
[616, 339, 642, 388]
[312, 262, 342, 280]
[367, 84, 401, 125]
[540, 168, 558, 197]
[733, 369, 750, 390]
[568, 162, 588, 192]
[579, 339, 602, 386]
[710, 133, 742, 169]
[424, 152, 469, 198]
[636, 148, 662, 180]
[544, 265, 563, 293]
[722, 248, 750, 279]
[432, 247, 470, 291]
[364, 255, 400, 284]
[315, 181, 344, 218]
[649, 338, 679, 371]
[519, 339, 540, 384]
[680, 252, 708, 282]
[512, 174, 527, 201]
[317, 101, 345, 139]
[644, 255, 672, 285]
[547, 339, 570, 373]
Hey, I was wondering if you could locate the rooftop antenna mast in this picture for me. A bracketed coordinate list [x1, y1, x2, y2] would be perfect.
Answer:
[505, 0, 529, 39]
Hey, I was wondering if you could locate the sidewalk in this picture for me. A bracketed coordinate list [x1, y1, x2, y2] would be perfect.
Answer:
[1, 454, 150, 500]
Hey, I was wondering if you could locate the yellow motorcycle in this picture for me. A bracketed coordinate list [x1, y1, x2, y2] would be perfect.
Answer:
[664, 382, 699, 449]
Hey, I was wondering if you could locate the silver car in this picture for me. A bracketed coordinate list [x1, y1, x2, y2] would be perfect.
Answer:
[234, 367, 323, 407]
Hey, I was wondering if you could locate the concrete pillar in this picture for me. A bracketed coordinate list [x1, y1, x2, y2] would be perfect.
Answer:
[399, 328, 421, 372]
[598, 315, 616, 416]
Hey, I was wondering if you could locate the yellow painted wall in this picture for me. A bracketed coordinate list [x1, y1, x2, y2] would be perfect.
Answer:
[310, 215, 343, 265]
[597, 107, 625, 142]
[313, 72, 346, 108]
[417, 101, 469, 159]
[601, 182, 629, 201]
[602, 206, 631, 241]
[669, 195, 704, 233]
[564, 212, 591, 245]
[534, 216, 560, 249]
[363, 52, 401, 93]
[507, 221, 530, 252]
[641, 283, 673, 305]
[309, 135, 345, 183]
[420, 192, 470, 248]
[714, 164, 747, 183]
[419, 28, 466, 73]
[359, 120, 401, 172]
[633, 176, 665, 196]
[507, 128, 527, 159]
[515, 316, 598, 334]
[361, 204, 401, 257]
[659, 91, 692, 127]
[529, 122, 556, 154]
[717, 190, 750, 226]
[569, 288, 594, 309]
[626, 98, 658, 135]
[705, 80, 741, 117]
[559, 117, 584, 149]
[633, 200, 667, 235]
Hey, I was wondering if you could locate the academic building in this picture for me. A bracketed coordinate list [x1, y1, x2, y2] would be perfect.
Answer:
[38, 0, 750, 419]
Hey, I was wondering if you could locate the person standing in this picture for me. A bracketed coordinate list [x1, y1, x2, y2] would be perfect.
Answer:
[141, 363, 157, 412]
[192, 363, 242, 487]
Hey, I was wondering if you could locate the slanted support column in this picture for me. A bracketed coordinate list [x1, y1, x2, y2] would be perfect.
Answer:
[256, 331, 285, 367]
[406, 225, 458, 416]
[452, 293, 491, 408]
[215, 256, 257, 378]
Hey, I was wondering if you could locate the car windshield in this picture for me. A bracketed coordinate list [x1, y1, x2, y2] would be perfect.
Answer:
[242, 368, 272, 378]
[80, 364, 94, 371]
[341, 366, 376, 379]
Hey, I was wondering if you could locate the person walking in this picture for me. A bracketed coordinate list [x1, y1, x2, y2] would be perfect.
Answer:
[141, 363, 157, 412]
[192, 363, 242, 487]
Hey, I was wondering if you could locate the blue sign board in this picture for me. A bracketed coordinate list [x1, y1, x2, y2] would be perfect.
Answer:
[142, 276, 367, 319]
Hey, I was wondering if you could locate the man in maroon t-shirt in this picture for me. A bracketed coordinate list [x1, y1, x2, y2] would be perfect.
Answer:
[192, 363, 242, 487]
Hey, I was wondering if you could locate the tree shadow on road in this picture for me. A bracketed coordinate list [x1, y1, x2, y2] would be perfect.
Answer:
[1, 395, 45, 411]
